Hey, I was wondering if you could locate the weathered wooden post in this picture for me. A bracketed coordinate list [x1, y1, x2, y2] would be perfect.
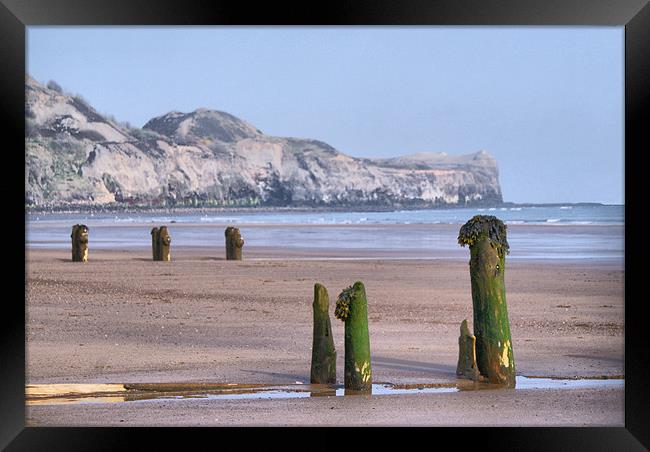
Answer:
[158, 226, 172, 261]
[151, 227, 160, 260]
[310, 283, 337, 384]
[458, 215, 515, 387]
[225, 226, 244, 260]
[456, 319, 480, 381]
[335, 282, 372, 391]
[71, 224, 89, 262]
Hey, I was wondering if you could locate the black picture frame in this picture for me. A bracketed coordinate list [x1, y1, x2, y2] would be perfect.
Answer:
[2, 0, 647, 449]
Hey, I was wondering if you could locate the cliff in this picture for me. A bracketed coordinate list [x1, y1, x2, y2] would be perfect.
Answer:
[25, 76, 503, 208]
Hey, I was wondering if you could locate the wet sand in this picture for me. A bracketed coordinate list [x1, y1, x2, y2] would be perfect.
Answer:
[25, 246, 624, 426]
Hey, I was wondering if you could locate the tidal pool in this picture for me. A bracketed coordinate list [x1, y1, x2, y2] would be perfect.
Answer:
[26, 376, 624, 406]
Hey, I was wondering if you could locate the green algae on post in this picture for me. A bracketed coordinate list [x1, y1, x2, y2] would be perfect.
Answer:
[310, 283, 337, 384]
[70, 224, 89, 262]
[336, 282, 372, 391]
[225, 226, 244, 260]
[458, 215, 515, 388]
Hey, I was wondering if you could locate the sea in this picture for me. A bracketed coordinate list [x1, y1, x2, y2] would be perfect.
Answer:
[26, 204, 624, 261]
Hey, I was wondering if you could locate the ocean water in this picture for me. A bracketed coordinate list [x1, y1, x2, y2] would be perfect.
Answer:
[26, 205, 624, 261]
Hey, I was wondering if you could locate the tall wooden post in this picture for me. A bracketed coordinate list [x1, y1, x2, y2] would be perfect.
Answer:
[151, 227, 160, 260]
[71, 224, 89, 262]
[335, 282, 372, 391]
[225, 227, 244, 260]
[310, 283, 337, 384]
[158, 226, 172, 261]
[458, 215, 515, 387]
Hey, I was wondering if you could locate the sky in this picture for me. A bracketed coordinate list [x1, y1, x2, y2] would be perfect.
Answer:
[26, 27, 624, 204]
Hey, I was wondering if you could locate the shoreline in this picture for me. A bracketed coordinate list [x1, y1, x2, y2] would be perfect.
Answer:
[25, 222, 626, 262]
[25, 201, 618, 215]
[25, 245, 624, 264]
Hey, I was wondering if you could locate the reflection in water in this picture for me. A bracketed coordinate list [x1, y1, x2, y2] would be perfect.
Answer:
[26, 376, 623, 406]
[309, 390, 337, 398]
[28, 395, 127, 406]
[26, 384, 127, 406]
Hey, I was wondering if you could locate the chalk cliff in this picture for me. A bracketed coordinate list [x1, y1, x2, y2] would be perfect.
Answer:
[25, 76, 503, 208]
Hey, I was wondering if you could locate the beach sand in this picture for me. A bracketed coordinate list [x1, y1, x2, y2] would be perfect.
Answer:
[25, 246, 624, 426]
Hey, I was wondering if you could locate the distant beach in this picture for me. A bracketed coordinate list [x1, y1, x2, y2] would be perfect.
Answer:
[26, 205, 624, 261]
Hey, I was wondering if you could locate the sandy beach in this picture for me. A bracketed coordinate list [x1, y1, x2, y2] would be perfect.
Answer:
[19, 22, 628, 430]
[25, 235, 624, 426]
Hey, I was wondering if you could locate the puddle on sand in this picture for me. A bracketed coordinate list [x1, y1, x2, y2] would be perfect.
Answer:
[26, 376, 624, 406]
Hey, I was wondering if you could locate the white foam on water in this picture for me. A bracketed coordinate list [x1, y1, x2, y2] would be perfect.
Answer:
[199, 217, 243, 222]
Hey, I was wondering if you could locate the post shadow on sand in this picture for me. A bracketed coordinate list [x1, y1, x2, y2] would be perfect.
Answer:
[564, 354, 624, 365]
[243, 360, 458, 384]
[240, 369, 308, 383]
[373, 356, 457, 377]
[58, 257, 107, 263]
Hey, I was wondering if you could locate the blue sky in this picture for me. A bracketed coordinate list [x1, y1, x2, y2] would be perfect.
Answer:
[27, 27, 624, 204]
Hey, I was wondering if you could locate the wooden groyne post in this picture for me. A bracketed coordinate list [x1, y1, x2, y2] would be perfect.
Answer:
[71, 224, 89, 262]
[458, 215, 515, 387]
[310, 283, 337, 384]
[151, 226, 172, 261]
[456, 319, 480, 381]
[158, 226, 172, 261]
[151, 227, 160, 260]
[225, 227, 244, 260]
[335, 282, 372, 391]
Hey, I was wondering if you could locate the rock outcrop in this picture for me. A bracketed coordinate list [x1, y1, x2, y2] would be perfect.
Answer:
[25, 76, 503, 208]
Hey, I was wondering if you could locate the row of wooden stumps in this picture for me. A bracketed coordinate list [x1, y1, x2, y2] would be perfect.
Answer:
[309, 215, 515, 390]
[70, 224, 245, 262]
[74, 214, 514, 389]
